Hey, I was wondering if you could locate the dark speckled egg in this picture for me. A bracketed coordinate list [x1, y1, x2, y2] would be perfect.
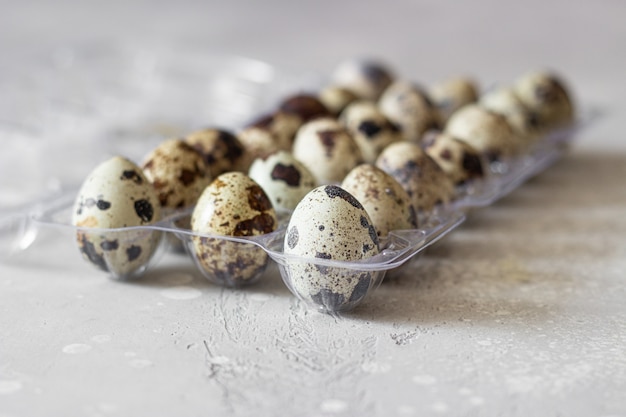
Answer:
[72, 156, 162, 278]
[190, 172, 277, 286]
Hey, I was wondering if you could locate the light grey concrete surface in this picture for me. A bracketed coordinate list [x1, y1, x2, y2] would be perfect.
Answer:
[1, 1, 625, 416]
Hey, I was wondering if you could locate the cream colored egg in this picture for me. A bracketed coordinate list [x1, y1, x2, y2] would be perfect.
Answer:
[190, 172, 277, 286]
[341, 164, 417, 238]
[428, 76, 479, 123]
[248, 151, 316, 211]
[331, 59, 394, 100]
[72, 156, 162, 278]
[141, 138, 211, 211]
[185, 128, 248, 177]
[283, 185, 380, 312]
[480, 86, 541, 144]
[376, 142, 455, 213]
[423, 132, 485, 187]
[378, 80, 439, 143]
[339, 100, 402, 163]
[445, 104, 524, 162]
[318, 85, 359, 116]
[292, 117, 363, 185]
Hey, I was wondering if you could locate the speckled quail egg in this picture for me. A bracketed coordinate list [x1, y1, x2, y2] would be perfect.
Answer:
[72, 156, 162, 278]
[237, 124, 281, 167]
[341, 164, 417, 238]
[376, 142, 455, 213]
[480, 86, 541, 143]
[318, 85, 359, 116]
[282, 185, 381, 312]
[423, 132, 485, 187]
[190, 172, 277, 286]
[444, 104, 524, 162]
[339, 100, 402, 163]
[292, 117, 363, 184]
[378, 80, 439, 143]
[185, 128, 248, 177]
[141, 138, 212, 211]
[248, 151, 317, 211]
[245, 110, 302, 151]
[279, 93, 331, 123]
[428, 76, 479, 123]
[513, 71, 574, 130]
[331, 58, 394, 100]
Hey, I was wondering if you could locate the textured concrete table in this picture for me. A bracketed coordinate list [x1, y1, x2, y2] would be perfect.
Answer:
[1, 1, 625, 416]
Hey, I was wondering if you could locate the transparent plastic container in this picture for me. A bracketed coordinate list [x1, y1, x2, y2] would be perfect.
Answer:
[0, 44, 592, 314]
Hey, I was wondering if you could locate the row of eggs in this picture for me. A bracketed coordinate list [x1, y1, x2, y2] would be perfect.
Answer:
[71, 58, 575, 311]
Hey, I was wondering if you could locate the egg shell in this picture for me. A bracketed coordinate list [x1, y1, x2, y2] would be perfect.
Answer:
[283, 185, 381, 312]
[378, 80, 439, 143]
[428, 76, 479, 123]
[185, 128, 248, 177]
[248, 151, 317, 211]
[292, 117, 363, 185]
[141, 138, 212, 211]
[444, 104, 524, 162]
[423, 132, 485, 186]
[341, 164, 418, 238]
[339, 100, 402, 163]
[190, 172, 277, 286]
[72, 156, 162, 278]
[513, 71, 574, 130]
[376, 142, 455, 213]
[246, 110, 302, 151]
[332, 58, 394, 100]
[318, 85, 359, 116]
[279, 94, 331, 123]
[237, 125, 281, 167]
[480, 86, 541, 143]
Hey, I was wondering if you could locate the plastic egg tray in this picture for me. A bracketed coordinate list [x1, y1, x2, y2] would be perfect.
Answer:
[0, 44, 589, 313]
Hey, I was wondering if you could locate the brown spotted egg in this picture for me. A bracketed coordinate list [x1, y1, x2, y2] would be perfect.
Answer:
[331, 58, 395, 100]
[141, 138, 212, 211]
[318, 85, 359, 116]
[423, 132, 485, 187]
[376, 142, 455, 214]
[248, 151, 316, 211]
[190, 172, 277, 286]
[72, 156, 162, 278]
[445, 104, 524, 162]
[513, 71, 574, 130]
[279, 94, 332, 123]
[185, 128, 248, 177]
[341, 164, 417, 238]
[480, 86, 541, 144]
[292, 117, 363, 184]
[378, 80, 439, 143]
[283, 185, 380, 312]
[339, 100, 402, 163]
[428, 76, 479, 123]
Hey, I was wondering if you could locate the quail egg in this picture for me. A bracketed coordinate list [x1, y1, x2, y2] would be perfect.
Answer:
[282, 185, 381, 312]
[248, 150, 317, 211]
[190, 172, 277, 286]
[444, 104, 524, 162]
[318, 85, 359, 116]
[513, 70, 574, 130]
[376, 141, 455, 213]
[341, 164, 417, 238]
[72, 156, 162, 278]
[332, 58, 394, 100]
[423, 132, 485, 187]
[292, 117, 363, 184]
[480, 86, 541, 143]
[378, 80, 439, 143]
[339, 100, 402, 163]
[185, 128, 248, 177]
[428, 76, 479, 123]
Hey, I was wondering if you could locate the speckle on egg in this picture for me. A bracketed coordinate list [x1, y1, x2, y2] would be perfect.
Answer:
[428, 76, 479, 123]
[190, 172, 277, 286]
[480, 86, 541, 144]
[282, 185, 381, 312]
[332, 59, 395, 100]
[513, 71, 574, 130]
[423, 132, 485, 187]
